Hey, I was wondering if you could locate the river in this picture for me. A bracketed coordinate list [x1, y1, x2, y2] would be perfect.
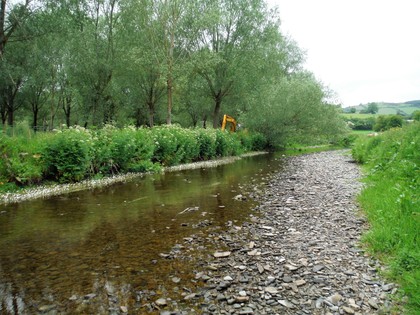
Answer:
[0, 153, 283, 314]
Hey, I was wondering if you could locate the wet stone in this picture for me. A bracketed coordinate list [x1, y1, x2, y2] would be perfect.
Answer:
[132, 151, 399, 315]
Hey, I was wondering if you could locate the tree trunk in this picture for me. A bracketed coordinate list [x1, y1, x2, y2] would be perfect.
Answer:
[63, 95, 72, 127]
[212, 95, 222, 128]
[32, 107, 38, 132]
[6, 104, 13, 126]
[166, 76, 172, 125]
[148, 103, 154, 128]
[0, 0, 7, 57]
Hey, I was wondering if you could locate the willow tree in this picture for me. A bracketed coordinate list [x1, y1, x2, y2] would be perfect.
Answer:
[190, 0, 276, 128]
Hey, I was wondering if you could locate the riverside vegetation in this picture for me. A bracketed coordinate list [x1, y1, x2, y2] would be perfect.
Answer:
[0, 124, 266, 192]
[352, 122, 420, 314]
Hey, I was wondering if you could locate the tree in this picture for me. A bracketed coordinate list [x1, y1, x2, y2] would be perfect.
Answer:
[366, 102, 379, 114]
[242, 72, 346, 148]
[0, 0, 32, 58]
[192, 0, 279, 128]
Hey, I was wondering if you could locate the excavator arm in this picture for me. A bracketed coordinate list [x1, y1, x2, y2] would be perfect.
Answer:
[221, 114, 237, 132]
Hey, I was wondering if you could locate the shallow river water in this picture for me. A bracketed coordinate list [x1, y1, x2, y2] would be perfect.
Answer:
[0, 154, 283, 314]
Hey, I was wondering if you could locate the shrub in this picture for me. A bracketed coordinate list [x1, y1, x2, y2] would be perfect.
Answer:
[344, 117, 376, 130]
[196, 129, 216, 160]
[250, 132, 268, 151]
[42, 127, 92, 182]
[152, 125, 184, 166]
[373, 115, 403, 132]
[0, 133, 43, 186]
[91, 125, 155, 174]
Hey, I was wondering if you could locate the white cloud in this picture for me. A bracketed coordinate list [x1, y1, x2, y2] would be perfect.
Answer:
[267, 0, 420, 106]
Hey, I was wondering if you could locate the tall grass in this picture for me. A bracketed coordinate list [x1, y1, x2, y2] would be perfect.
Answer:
[352, 123, 419, 314]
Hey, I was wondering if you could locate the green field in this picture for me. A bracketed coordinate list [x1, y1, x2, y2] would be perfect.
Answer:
[341, 113, 376, 119]
[344, 101, 420, 116]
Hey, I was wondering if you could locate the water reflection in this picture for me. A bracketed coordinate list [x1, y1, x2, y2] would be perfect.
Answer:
[0, 154, 282, 314]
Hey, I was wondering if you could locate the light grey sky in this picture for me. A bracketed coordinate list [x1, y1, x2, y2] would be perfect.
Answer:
[267, 0, 420, 106]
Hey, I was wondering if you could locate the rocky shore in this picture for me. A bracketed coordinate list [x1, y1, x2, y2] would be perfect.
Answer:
[157, 150, 398, 315]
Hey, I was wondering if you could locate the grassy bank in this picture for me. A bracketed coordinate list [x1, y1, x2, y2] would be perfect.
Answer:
[352, 123, 419, 314]
[0, 125, 267, 193]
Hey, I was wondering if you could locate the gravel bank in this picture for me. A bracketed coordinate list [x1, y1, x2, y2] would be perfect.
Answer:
[166, 150, 397, 315]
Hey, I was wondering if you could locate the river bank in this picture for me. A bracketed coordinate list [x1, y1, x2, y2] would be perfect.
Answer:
[155, 150, 399, 314]
[0, 152, 266, 205]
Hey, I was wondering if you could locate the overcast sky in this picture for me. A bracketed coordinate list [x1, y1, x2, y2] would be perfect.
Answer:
[267, 0, 420, 106]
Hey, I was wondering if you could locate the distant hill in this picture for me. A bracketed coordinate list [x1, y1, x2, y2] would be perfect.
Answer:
[343, 100, 420, 116]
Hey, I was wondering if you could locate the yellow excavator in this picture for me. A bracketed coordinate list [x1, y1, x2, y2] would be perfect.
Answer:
[221, 114, 237, 132]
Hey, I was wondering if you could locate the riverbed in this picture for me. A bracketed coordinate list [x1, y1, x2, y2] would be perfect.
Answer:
[0, 153, 280, 314]
[0, 150, 398, 315]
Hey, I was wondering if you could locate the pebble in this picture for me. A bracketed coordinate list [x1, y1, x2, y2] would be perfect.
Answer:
[155, 298, 167, 306]
[168, 151, 399, 314]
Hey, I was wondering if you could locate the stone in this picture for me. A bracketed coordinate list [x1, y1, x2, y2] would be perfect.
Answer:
[155, 298, 167, 306]
[214, 251, 231, 258]
[294, 279, 306, 286]
[327, 293, 343, 305]
[84, 293, 96, 300]
[264, 287, 279, 295]
[278, 300, 294, 308]
[342, 306, 355, 314]
[284, 264, 299, 271]
[235, 296, 250, 302]
[368, 298, 379, 309]
[184, 293, 196, 300]
[313, 264, 325, 272]
[171, 277, 181, 283]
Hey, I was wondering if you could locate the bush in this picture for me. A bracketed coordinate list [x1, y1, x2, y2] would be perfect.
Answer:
[42, 127, 92, 182]
[344, 117, 376, 130]
[373, 115, 403, 132]
[0, 133, 44, 186]
[0, 124, 263, 191]
[250, 132, 268, 151]
[91, 125, 155, 174]
[196, 129, 216, 160]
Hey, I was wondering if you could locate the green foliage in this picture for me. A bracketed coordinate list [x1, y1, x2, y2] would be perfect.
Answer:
[352, 123, 420, 312]
[0, 129, 45, 186]
[196, 129, 217, 160]
[360, 102, 379, 114]
[242, 74, 347, 148]
[412, 110, 420, 121]
[236, 131, 268, 151]
[152, 125, 198, 166]
[0, 125, 264, 187]
[373, 115, 404, 132]
[215, 130, 243, 157]
[91, 125, 155, 174]
[343, 116, 376, 130]
[42, 127, 92, 182]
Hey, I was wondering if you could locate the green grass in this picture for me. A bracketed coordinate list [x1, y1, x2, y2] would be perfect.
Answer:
[341, 113, 377, 119]
[352, 123, 420, 314]
[350, 130, 373, 135]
